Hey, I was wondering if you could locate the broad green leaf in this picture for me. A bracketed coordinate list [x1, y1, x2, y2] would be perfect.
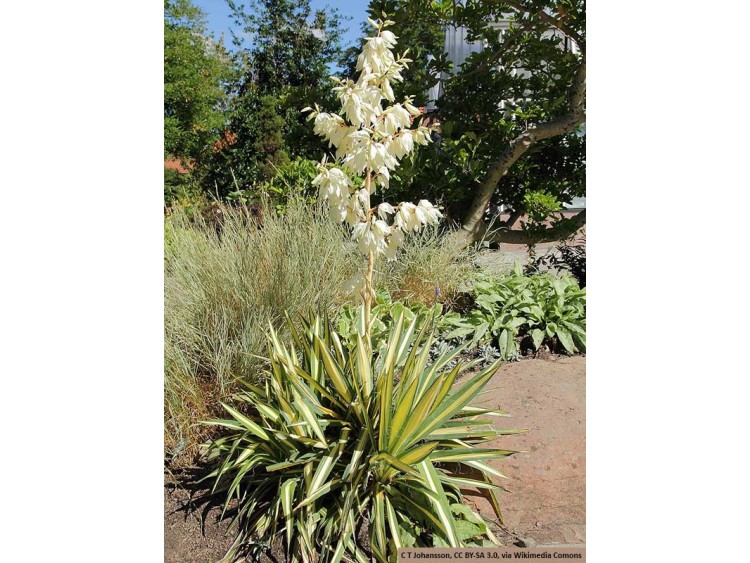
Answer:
[531, 328, 545, 350]
[556, 327, 576, 353]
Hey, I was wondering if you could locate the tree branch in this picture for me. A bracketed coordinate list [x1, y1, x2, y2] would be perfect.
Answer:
[484, 209, 586, 245]
[502, 0, 585, 52]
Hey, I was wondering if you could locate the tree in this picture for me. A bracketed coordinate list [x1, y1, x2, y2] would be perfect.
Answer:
[341, 0, 444, 107]
[164, 0, 231, 164]
[361, 0, 586, 245]
[227, 0, 346, 93]
[205, 0, 347, 195]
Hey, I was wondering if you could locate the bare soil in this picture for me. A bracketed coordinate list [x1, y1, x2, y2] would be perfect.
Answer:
[464, 355, 586, 546]
[164, 355, 585, 560]
[164, 483, 234, 563]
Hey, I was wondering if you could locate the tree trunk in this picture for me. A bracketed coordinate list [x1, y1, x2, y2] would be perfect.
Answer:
[455, 55, 586, 247]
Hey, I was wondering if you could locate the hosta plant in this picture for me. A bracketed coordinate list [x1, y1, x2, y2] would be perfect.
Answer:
[441, 265, 586, 358]
[202, 312, 521, 562]
[520, 271, 586, 354]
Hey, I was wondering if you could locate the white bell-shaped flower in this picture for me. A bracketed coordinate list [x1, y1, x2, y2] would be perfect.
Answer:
[372, 219, 390, 238]
[414, 127, 432, 145]
[345, 189, 368, 226]
[343, 271, 374, 299]
[394, 202, 421, 231]
[387, 129, 414, 159]
[375, 166, 390, 190]
[378, 104, 411, 136]
[380, 30, 397, 48]
[377, 202, 395, 220]
[313, 166, 351, 204]
[404, 99, 422, 117]
[384, 227, 405, 261]
[352, 219, 388, 256]
[418, 200, 443, 225]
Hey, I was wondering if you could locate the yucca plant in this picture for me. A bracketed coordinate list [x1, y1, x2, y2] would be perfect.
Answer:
[202, 311, 521, 562]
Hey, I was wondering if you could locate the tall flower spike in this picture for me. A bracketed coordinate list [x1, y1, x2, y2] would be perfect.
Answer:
[308, 16, 440, 278]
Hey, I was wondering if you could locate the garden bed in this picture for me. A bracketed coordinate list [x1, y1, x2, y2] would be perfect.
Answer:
[164, 354, 585, 560]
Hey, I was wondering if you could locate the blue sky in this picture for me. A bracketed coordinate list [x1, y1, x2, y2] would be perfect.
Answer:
[194, 0, 371, 55]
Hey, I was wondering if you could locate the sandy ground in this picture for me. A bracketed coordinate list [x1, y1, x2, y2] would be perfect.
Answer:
[463, 355, 586, 546]
[164, 355, 585, 559]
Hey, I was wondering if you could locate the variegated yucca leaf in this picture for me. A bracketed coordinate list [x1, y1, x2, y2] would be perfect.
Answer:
[202, 310, 522, 562]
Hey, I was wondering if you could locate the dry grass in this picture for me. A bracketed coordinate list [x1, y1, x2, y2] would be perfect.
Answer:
[378, 226, 475, 307]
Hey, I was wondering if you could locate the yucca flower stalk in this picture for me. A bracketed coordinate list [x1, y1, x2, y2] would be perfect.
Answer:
[304, 16, 441, 342]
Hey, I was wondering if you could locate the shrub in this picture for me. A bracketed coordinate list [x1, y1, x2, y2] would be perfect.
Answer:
[527, 232, 586, 288]
[441, 265, 586, 359]
[202, 312, 520, 561]
[164, 167, 203, 207]
[227, 157, 320, 213]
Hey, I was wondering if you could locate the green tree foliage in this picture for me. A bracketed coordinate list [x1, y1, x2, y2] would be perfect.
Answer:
[341, 0, 444, 106]
[164, 0, 232, 164]
[205, 0, 347, 197]
[252, 95, 290, 180]
[227, 0, 345, 92]
[207, 92, 291, 192]
[357, 0, 586, 243]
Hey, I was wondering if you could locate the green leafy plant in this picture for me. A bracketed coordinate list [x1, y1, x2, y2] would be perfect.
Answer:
[520, 272, 586, 355]
[164, 0, 232, 165]
[227, 157, 320, 212]
[202, 312, 521, 561]
[441, 265, 586, 358]
[528, 232, 586, 288]
[336, 289, 441, 357]
[522, 190, 563, 224]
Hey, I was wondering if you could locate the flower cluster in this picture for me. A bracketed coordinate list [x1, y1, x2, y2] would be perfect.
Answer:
[305, 17, 442, 281]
